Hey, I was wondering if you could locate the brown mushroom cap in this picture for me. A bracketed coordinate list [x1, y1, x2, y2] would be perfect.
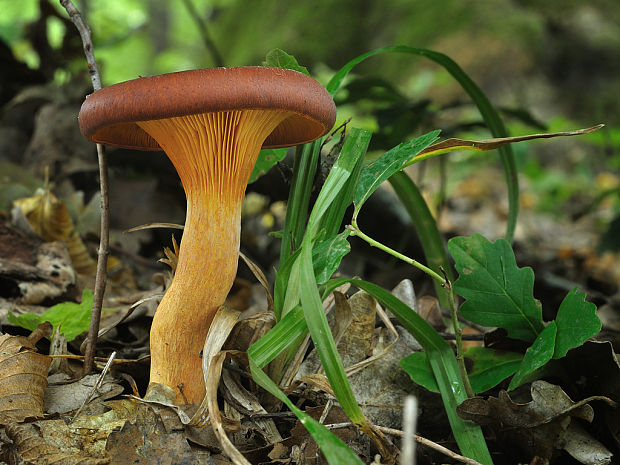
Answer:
[78, 66, 336, 150]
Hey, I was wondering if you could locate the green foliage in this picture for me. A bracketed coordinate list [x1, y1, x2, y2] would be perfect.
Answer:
[248, 148, 287, 184]
[445, 234, 601, 391]
[449, 234, 545, 342]
[263, 48, 309, 75]
[312, 231, 351, 285]
[401, 347, 523, 395]
[553, 288, 601, 359]
[352, 130, 440, 219]
[507, 322, 556, 390]
[8, 288, 95, 341]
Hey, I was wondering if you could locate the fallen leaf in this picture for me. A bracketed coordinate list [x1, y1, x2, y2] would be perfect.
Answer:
[105, 403, 200, 465]
[457, 380, 614, 461]
[0, 332, 50, 423]
[44, 373, 124, 415]
[13, 188, 97, 275]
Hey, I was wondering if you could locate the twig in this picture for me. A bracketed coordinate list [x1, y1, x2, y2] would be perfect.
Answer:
[60, 0, 109, 375]
[70, 351, 116, 423]
[180, 0, 224, 67]
[325, 422, 484, 465]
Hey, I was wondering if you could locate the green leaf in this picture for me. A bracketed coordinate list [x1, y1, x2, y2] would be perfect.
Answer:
[279, 143, 320, 265]
[299, 242, 366, 428]
[508, 322, 557, 391]
[465, 346, 522, 394]
[7, 312, 41, 333]
[353, 131, 440, 218]
[401, 347, 524, 395]
[400, 352, 439, 392]
[317, 130, 370, 238]
[553, 288, 601, 359]
[313, 231, 351, 284]
[249, 148, 287, 184]
[449, 234, 545, 342]
[8, 289, 94, 341]
[264, 48, 310, 75]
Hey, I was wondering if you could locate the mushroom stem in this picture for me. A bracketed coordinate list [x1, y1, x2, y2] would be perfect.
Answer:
[138, 110, 289, 404]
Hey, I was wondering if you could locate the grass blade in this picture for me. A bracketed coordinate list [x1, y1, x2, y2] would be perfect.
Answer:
[279, 142, 321, 264]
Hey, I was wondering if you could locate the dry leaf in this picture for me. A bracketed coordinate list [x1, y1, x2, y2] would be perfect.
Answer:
[457, 380, 615, 462]
[0, 332, 51, 423]
[13, 188, 97, 275]
[44, 373, 124, 415]
[105, 403, 199, 465]
[5, 421, 110, 465]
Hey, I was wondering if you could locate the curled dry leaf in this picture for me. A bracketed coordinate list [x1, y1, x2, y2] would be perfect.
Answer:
[457, 380, 615, 462]
[13, 189, 96, 275]
[0, 332, 51, 423]
[207, 351, 252, 465]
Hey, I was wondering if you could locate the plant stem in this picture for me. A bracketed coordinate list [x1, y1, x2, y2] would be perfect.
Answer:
[60, 0, 109, 375]
[347, 220, 474, 397]
[347, 220, 445, 283]
[443, 271, 474, 398]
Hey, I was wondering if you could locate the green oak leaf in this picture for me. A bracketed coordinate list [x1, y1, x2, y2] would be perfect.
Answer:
[508, 322, 556, 391]
[449, 234, 545, 342]
[553, 288, 601, 359]
[465, 346, 522, 393]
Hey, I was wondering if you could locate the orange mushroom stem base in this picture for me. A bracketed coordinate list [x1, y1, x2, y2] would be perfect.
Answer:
[138, 109, 289, 404]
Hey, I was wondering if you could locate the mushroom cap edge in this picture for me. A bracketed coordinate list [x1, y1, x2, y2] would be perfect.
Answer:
[78, 66, 337, 151]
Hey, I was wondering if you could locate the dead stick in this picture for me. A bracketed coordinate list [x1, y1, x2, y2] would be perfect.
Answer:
[59, 0, 109, 374]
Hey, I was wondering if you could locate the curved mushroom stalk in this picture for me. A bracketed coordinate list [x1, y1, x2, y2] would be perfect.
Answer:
[137, 110, 289, 404]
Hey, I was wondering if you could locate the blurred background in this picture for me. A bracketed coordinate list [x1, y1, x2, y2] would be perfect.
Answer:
[1, 0, 619, 304]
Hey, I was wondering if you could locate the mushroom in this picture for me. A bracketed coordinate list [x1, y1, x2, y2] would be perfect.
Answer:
[78, 67, 336, 404]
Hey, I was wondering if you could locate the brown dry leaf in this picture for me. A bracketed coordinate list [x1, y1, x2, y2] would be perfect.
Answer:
[457, 380, 615, 462]
[13, 188, 97, 275]
[562, 341, 620, 451]
[417, 295, 445, 331]
[12, 189, 135, 290]
[105, 403, 200, 465]
[559, 421, 613, 465]
[207, 351, 252, 465]
[5, 421, 110, 465]
[221, 369, 282, 445]
[0, 332, 51, 423]
[44, 373, 124, 415]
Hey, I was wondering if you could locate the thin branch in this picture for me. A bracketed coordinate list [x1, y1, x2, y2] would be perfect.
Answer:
[59, 0, 109, 375]
[180, 0, 224, 67]
[325, 422, 485, 465]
